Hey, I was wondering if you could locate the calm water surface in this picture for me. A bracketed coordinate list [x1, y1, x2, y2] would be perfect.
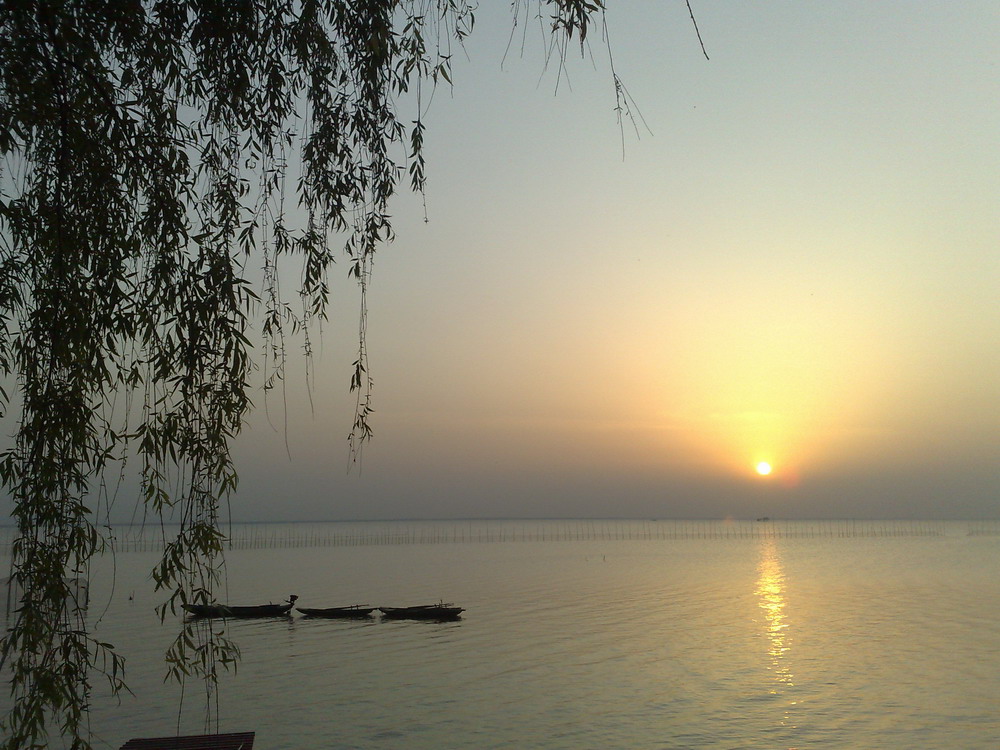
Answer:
[4, 520, 1000, 749]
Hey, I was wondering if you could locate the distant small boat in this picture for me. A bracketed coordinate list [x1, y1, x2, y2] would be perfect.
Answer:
[183, 595, 298, 618]
[378, 603, 464, 620]
[296, 605, 376, 618]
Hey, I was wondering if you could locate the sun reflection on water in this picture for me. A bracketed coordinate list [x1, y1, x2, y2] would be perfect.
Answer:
[755, 537, 793, 691]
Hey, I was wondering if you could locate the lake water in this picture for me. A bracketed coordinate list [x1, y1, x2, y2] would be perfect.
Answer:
[3, 520, 1000, 749]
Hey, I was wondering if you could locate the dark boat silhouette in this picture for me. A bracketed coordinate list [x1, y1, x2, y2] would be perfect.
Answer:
[182, 595, 297, 618]
[378, 603, 464, 620]
[296, 605, 376, 618]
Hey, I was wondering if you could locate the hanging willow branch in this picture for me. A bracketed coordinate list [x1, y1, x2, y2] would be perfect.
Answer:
[0, 1, 703, 747]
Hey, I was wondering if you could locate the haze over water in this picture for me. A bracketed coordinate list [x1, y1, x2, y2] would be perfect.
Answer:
[7, 520, 997, 749]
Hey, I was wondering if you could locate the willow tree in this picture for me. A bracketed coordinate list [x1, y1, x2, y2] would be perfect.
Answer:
[0, 1, 705, 747]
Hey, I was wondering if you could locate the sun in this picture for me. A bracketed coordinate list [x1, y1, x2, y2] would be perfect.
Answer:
[755, 461, 773, 476]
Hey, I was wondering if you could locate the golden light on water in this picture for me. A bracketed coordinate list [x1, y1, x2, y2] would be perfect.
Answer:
[755, 537, 793, 690]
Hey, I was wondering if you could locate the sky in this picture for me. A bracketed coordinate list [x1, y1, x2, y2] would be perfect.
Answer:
[7, 2, 1000, 522]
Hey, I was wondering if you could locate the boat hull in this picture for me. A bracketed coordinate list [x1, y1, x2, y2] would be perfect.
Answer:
[379, 605, 464, 621]
[182, 602, 294, 618]
[296, 606, 375, 618]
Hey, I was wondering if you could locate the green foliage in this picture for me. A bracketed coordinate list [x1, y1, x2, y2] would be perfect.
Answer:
[0, 1, 615, 747]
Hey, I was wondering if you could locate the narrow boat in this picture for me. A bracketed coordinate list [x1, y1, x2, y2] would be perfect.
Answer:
[296, 605, 376, 618]
[183, 595, 298, 618]
[378, 603, 464, 620]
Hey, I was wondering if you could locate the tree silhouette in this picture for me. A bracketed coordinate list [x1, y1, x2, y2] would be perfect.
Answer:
[0, 1, 703, 747]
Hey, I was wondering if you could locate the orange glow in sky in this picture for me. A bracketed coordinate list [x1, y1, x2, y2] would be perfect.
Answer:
[210, 3, 998, 523]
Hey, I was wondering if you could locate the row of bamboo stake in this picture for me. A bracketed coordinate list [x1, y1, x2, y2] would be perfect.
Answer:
[3, 519, 996, 554]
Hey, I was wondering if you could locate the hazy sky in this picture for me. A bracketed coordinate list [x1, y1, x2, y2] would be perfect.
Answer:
[8, 2, 1000, 522]
[220, 1, 997, 522]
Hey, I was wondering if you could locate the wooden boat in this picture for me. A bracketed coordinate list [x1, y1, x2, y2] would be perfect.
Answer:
[296, 605, 376, 618]
[378, 603, 464, 620]
[183, 595, 297, 618]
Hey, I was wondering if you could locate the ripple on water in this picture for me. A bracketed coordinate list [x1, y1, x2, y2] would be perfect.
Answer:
[9, 525, 998, 749]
